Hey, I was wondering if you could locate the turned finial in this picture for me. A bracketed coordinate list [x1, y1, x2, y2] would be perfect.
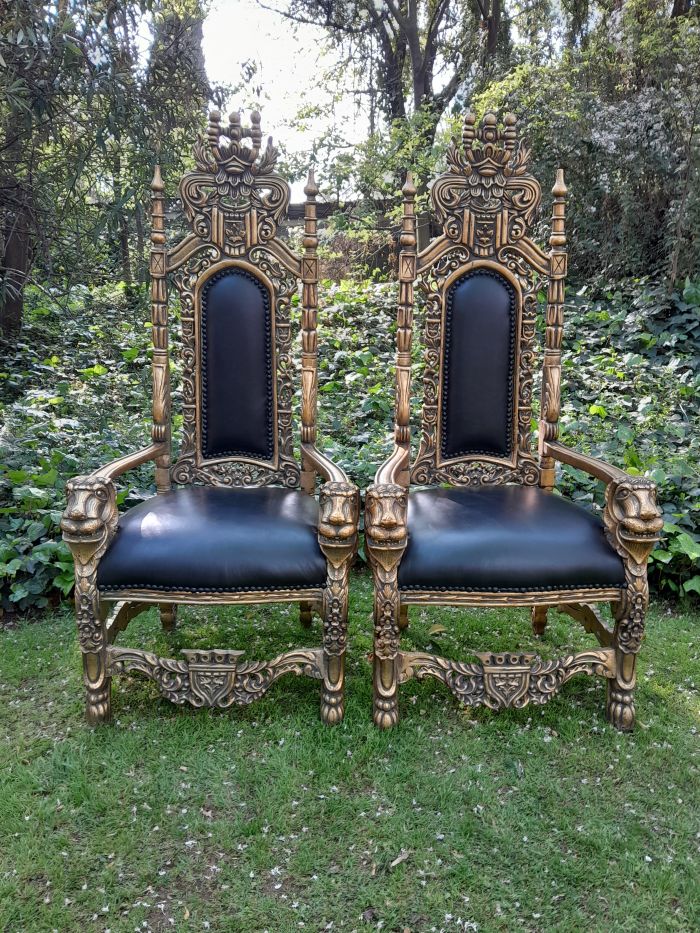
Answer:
[151, 163, 163, 193]
[402, 170, 416, 198]
[304, 167, 319, 199]
[552, 167, 567, 198]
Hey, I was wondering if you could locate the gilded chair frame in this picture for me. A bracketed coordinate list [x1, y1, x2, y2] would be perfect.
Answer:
[366, 112, 662, 730]
[62, 110, 358, 726]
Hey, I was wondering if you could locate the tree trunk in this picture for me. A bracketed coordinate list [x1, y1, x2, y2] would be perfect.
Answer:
[0, 198, 29, 341]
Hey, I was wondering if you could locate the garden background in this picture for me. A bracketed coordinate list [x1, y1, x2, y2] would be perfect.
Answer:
[1, 1, 699, 930]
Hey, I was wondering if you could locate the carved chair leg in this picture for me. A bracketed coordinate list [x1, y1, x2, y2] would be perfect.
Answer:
[320, 563, 350, 726]
[399, 604, 409, 631]
[300, 600, 313, 629]
[531, 605, 548, 637]
[160, 603, 177, 632]
[606, 602, 644, 732]
[373, 582, 401, 729]
[606, 588, 646, 732]
[83, 645, 111, 725]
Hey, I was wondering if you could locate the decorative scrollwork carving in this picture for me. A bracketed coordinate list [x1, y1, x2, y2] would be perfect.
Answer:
[399, 648, 614, 711]
[108, 646, 323, 708]
[168, 110, 301, 488]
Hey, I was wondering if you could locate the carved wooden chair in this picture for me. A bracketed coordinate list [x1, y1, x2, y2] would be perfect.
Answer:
[366, 111, 662, 731]
[61, 110, 358, 726]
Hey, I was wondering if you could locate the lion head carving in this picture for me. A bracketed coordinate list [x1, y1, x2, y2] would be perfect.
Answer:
[605, 478, 663, 567]
[318, 482, 359, 543]
[365, 484, 408, 547]
[61, 475, 118, 551]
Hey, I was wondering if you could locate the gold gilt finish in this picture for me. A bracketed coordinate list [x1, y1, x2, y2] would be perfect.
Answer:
[366, 111, 662, 731]
[62, 110, 358, 727]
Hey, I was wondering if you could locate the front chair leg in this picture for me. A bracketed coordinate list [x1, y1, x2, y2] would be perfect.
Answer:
[160, 603, 177, 632]
[320, 564, 350, 725]
[602, 476, 662, 732]
[372, 578, 402, 729]
[365, 483, 408, 730]
[607, 588, 646, 732]
[61, 475, 119, 726]
[318, 481, 360, 726]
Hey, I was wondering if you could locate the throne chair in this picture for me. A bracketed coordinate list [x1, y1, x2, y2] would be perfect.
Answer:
[61, 110, 359, 726]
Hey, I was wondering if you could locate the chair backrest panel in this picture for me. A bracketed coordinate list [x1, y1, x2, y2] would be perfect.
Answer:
[441, 269, 517, 461]
[408, 111, 561, 488]
[199, 267, 274, 461]
[161, 110, 307, 489]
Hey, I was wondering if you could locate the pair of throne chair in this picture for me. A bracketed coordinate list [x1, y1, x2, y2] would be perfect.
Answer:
[61, 109, 662, 733]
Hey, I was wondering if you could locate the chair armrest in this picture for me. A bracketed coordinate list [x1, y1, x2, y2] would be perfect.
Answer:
[374, 445, 410, 486]
[543, 441, 663, 569]
[61, 444, 164, 565]
[543, 441, 628, 485]
[93, 443, 166, 481]
[301, 442, 349, 484]
[364, 482, 409, 559]
[318, 481, 360, 552]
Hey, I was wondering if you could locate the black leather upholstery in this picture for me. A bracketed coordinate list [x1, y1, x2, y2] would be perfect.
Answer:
[201, 269, 274, 460]
[398, 485, 625, 591]
[441, 270, 516, 459]
[98, 487, 327, 592]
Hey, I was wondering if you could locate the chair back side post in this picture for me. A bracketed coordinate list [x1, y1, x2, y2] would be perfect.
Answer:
[394, 173, 417, 487]
[149, 163, 172, 493]
[539, 169, 568, 492]
[300, 169, 320, 494]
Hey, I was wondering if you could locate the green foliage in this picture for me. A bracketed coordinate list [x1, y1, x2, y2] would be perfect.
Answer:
[2, 273, 699, 611]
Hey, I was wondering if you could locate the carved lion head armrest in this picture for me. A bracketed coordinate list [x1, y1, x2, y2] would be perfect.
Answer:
[61, 475, 118, 565]
[364, 483, 408, 566]
[603, 477, 663, 572]
[318, 481, 360, 558]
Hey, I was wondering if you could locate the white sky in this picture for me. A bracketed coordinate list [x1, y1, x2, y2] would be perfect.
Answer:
[202, 0, 367, 193]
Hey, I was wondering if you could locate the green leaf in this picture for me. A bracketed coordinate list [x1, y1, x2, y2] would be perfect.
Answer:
[683, 576, 700, 595]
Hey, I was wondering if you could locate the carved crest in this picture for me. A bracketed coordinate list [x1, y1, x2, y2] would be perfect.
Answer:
[180, 110, 290, 255]
[432, 111, 541, 253]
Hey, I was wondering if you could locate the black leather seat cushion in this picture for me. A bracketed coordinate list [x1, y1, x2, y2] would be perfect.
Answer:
[98, 487, 327, 593]
[398, 485, 625, 592]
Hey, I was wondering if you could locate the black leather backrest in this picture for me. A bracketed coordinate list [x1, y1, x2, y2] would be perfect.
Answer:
[441, 269, 516, 460]
[200, 268, 274, 460]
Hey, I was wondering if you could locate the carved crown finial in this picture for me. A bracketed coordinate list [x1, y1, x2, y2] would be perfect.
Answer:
[181, 105, 289, 256]
[432, 108, 541, 250]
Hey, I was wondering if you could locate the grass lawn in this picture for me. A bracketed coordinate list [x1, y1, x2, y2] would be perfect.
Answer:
[0, 569, 698, 932]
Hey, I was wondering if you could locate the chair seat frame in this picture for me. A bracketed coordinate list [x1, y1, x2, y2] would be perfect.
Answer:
[62, 111, 358, 726]
[366, 112, 662, 731]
